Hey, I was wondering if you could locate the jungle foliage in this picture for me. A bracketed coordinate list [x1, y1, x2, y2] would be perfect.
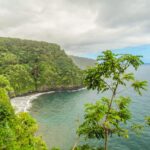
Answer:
[0, 75, 47, 150]
[0, 37, 82, 95]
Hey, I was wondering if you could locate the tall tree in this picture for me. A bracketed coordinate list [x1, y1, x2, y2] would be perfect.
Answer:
[77, 50, 147, 150]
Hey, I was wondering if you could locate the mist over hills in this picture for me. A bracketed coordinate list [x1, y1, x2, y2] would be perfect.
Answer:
[69, 55, 96, 69]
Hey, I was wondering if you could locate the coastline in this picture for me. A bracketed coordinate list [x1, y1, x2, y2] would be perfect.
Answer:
[11, 87, 86, 113]
[11, 91, 55, 113]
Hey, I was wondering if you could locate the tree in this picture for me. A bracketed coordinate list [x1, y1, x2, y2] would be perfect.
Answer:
[4, 64, 34, 95]
[77, 50, 147, 150]
[0, 75, 47, 150]
[35, 62, 58, 90]
[0, 75, 13, 92]
[0, 52, 18, 66]
[15, 112, 47, 150]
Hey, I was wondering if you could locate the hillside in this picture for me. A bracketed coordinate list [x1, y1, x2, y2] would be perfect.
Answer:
[69, 55, 96, 69]
[0, 37, 82, 95]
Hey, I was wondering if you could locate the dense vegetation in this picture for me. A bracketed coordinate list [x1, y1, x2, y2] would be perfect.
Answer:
[0, 75, 47, 149]
[0, 37, 83, 149]
[77, 50, 148, 150]
[0, 38, 149, 150]
[0, 37, 82, 96]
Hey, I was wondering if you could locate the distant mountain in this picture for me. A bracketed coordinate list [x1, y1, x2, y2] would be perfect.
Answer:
[70, 55, 96, 69]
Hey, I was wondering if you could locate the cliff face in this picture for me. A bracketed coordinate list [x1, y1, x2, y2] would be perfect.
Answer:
[0, 37, 83, 95]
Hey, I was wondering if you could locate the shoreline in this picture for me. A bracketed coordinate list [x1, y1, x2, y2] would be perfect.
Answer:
[11, 88, 86, 113]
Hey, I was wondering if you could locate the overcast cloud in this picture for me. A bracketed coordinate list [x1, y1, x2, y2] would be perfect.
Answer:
[0, 0, 150, 56]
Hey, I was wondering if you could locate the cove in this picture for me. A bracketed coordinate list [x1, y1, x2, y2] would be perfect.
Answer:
[30, 65, 150, 150]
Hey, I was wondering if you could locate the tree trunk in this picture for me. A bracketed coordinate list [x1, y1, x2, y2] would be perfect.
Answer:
[104, 129, 108, 150]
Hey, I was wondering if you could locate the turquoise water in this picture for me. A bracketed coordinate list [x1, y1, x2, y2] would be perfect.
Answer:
[30, 65, 150, 150]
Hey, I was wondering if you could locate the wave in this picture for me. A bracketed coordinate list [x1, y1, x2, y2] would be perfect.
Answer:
[11, 91, 55, 113]
[10, 88, 86, 113]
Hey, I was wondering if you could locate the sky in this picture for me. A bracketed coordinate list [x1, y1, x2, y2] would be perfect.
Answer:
[0, 0, 150, 62]
[84, 44, 150, 63]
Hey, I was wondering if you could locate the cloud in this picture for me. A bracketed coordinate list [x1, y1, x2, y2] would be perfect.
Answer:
[0, 0, 150, 56]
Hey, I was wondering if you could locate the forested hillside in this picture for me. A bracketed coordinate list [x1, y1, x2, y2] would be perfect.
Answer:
[0, 37, 82, 96]
[70, 55, 96, 69]
[0, 74, 48, 150]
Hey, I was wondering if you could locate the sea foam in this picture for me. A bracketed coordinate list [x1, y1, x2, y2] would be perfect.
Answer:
[11, 91, 55, 113]
[11, 88, 86, 113]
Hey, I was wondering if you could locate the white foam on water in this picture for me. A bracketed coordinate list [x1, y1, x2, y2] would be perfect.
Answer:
[11, 91, 55, 113]
[10, 88, 86, 113]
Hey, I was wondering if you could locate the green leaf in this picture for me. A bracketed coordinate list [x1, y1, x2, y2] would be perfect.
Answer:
[122, 73, 135, 81]
[132, 80, 147, 95]
[145, 116, 150, 126]
[131, 124, 144, 135]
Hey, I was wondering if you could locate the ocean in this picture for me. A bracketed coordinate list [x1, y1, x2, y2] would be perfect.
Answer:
[30, 65, 150, 150]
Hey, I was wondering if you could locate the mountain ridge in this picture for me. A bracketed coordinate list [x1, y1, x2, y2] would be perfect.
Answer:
[69, 55, 96, 69]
